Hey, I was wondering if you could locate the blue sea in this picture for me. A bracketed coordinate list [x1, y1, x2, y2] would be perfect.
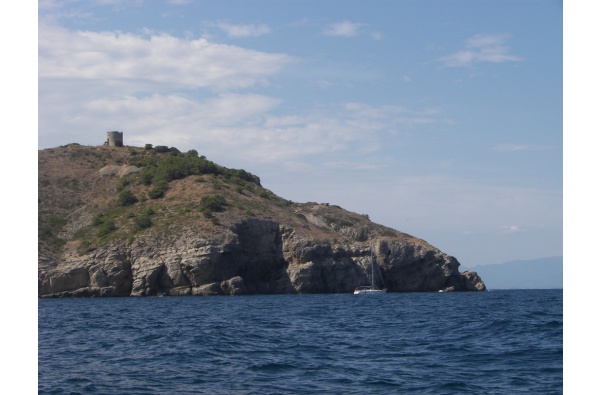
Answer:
[38, 289, 562, 394]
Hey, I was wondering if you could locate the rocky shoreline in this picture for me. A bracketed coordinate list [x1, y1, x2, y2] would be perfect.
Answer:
[39, 219, 486, 297]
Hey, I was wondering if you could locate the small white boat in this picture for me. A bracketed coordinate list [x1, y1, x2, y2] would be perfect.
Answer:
[354, 251, 387, 294]
[353, 287, 386, 295]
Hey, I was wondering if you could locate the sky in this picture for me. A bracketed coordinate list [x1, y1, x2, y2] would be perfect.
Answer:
[37, 0, 563, 267]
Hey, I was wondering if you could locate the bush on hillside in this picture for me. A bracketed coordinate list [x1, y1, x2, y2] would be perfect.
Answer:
[148, 180, 169, 199]
[98, 220, 116, 236]
[199, 194, 226, 217]
[133, 215, 152, 231]
[117, 189, 138, 206]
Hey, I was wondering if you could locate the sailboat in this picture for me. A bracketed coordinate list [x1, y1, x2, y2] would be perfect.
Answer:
[353, 251, 387, 294]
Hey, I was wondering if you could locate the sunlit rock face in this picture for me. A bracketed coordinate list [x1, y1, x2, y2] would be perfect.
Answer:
[39, 218, 485, 297]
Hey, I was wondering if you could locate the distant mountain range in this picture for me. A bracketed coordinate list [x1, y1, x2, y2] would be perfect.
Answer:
[464, 256, 563, 290]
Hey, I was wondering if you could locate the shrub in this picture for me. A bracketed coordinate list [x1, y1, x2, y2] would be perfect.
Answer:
[92, 213, 106, 226]
[199, 194, 226, 217]
[199, 195, 226, 212]
[138, 168, 154, 185]
[339, 220, 354, 227]
[257, 188, 271, 199]
[200, 210, 213, 218]
[144, 144, 153, 150]
[150, 180, 169, 199]
[117, 189, 138, 206]
[187, 149, 199, 157]
[147, 188, 164, 199]
[98, 220, 116, 236]
[116, 177, 130, 192]
[134, 215, 152, 231]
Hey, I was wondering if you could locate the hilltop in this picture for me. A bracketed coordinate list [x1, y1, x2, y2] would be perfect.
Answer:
[38, 143, 485, 296]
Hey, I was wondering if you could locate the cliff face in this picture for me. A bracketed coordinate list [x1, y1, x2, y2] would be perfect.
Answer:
[38, 144, 485, 297]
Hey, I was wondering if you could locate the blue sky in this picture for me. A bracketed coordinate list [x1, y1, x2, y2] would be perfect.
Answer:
[37, 0, 563, 267]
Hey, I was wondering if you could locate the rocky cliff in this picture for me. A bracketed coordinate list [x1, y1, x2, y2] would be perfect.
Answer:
[38, 144, 485, 297]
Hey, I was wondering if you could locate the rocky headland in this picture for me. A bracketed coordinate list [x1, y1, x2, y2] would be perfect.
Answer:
[38, 144, 485, 297]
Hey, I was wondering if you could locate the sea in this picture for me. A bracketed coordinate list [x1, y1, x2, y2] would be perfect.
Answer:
[38, 289, 562, 394]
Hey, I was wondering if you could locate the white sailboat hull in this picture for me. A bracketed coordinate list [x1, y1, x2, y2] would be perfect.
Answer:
[353, 288, 387, 295]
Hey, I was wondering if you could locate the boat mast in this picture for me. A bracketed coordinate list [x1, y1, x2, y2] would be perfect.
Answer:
[371, 252, 375, 289]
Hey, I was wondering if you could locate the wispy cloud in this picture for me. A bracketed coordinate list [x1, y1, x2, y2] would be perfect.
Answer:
[215, 22, 272, 38]
[38, 20, 450, 162]
[370, 31, 384, 41]
[439, 33, 522, 67]
[39, 23, 290, 90]
[500, 225, 522, 234]
[323, 21, 365, 37]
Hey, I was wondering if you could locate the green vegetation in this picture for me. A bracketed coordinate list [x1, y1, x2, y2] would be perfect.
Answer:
[116, 177, 131, 192]
[147, 180, 168, 199]
[38, 216, 67, 247]
[324, 215, 355, 228]
[116, 190, 138, 206]
[98, 219, 116, 236]
[381, 229, 397, 237]
[199, 194, 227, 217]
[92, 212, 106, 226]
[133, 215, 152, 231]
[128, 147, 259, 201]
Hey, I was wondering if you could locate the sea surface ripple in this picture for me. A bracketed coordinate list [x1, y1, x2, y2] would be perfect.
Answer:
[39, 289, 562, 394]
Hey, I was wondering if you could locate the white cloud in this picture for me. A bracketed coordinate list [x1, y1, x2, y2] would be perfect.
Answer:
[39, 19, 449, 158]
[39, 23, 291, 91]
[323, 21, 365, 37]
[215, 22, 272, 38]
[439, 33, 522, 67]
[39, 67, 449, 165]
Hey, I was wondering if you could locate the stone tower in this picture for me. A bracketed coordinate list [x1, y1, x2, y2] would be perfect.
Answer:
[105, 131, 123, 147]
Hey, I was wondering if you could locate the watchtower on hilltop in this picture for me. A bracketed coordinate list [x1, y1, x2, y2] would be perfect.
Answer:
[105, 131, 123, 147]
